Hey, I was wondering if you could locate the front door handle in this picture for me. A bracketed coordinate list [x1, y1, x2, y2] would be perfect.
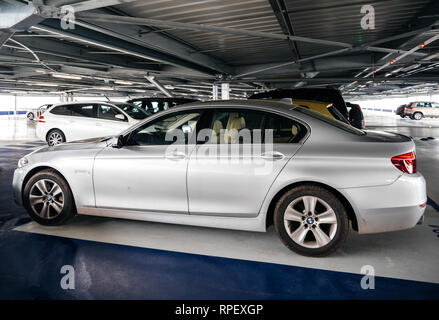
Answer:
[261, 151, 285, 160]
[166, 151, 186, 160]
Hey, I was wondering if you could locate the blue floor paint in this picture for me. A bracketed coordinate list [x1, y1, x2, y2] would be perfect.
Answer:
[0, 231, 438, 300]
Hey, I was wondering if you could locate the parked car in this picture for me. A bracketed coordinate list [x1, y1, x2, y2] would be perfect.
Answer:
[36, 101, 149, 146]
[127, 97, 197, 114]
[278, 98, 350, 123]
[404, 101, 439, 120]
[345, 102, 365, 129]
[26, 104, 52, 121]
[14, 100, 426, 257]
[395, 104, 407, 118]
[249, 88, 349, 119]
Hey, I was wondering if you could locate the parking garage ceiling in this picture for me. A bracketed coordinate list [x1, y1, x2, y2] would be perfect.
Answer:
[1, 0, 439, 99]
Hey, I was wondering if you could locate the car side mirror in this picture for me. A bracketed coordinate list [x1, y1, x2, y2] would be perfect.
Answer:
[111, 135, 125, 148]
[115, 114, 126, 121]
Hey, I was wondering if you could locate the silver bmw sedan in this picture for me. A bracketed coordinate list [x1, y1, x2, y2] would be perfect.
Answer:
[12, 100, 427, 256]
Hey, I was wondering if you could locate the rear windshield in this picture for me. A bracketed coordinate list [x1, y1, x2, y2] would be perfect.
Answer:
[294, 106, 365, 135]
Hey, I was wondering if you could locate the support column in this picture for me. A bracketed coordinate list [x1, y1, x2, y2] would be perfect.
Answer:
[221, 83, 230, 100]
[212, 84, 218, 100]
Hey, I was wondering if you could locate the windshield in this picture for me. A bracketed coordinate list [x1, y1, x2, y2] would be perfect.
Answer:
[294, 106, 365, 135]
[116, 103, 151, 120]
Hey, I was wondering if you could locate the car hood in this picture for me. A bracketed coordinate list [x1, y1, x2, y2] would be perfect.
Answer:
[363, 130, 412, 142]
[31, 136, 110, 155]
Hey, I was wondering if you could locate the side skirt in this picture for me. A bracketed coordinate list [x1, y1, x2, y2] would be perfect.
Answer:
[77, 207, 267, 232]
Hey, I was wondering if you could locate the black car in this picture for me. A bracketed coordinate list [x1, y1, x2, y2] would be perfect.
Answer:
[395, 104, 407, 118]
[127, 97, 198, 114]
[346, 102, 365, 129]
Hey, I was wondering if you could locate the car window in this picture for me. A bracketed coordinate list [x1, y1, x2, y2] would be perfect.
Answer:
[208, 109, 306, 144]
[50, 105, 72, 116]
[116, 103, 150, 120]
[127, 110, 203, 146]
[98, 104, 126, 121]
[71, 104, 95, 118]
[294, 106, 365, 135]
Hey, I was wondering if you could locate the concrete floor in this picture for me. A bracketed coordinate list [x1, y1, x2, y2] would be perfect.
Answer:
[1, 114, 438, 299]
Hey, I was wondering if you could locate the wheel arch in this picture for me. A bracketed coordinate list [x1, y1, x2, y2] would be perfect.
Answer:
[265, 181, 358, 231]
[22, 166, 76, 211]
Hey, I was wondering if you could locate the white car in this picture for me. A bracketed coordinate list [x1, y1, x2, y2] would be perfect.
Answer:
[26, 104, 52, 121]
[36, 101, 150, 146]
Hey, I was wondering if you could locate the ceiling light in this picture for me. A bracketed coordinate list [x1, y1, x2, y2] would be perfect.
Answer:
[52, 73, 82, 80]
[29, 82, 59, 87]
[114, 80, 133, 85]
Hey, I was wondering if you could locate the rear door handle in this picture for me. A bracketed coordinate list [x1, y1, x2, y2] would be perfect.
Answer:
[166, 151, 186, 160]
[261, 151, 285, 160]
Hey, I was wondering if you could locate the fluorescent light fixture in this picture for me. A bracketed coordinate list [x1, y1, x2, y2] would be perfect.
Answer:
[189, 88, 197, 92]
[52, 73, 82, 80]
[29, 82, 59, 87]
[165, 85, 175, 90]
[114, 80, 133, 85]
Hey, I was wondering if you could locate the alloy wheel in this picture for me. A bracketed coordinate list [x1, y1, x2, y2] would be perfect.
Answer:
[29, 179, 64, 219]
[48, 132, 63, 146]
[283, 196, 338, 249]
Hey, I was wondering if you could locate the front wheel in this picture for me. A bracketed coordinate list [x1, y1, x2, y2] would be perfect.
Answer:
[274, 185, 349, 257]
[23, 170, 75, 226]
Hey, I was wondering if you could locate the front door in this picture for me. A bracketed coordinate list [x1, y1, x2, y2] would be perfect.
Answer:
[93, 109, 204, 213]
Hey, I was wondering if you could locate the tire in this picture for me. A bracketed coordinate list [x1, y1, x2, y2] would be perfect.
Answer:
[27, 112, 34, 120]
[46, 129, 66, 146]
[400, 115, 405, 118]
[23, 170, 75, 226]
[413, 112, 423, 120]
[273, 185, 349, 257]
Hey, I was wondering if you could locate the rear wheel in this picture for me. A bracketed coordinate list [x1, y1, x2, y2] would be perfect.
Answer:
[413, 112, 423, 120]
[23, 170, 75, 226]
[47, 129, 65, 146]
[274, 185, 349, 257]
[400, 114, 405, 118]
[27, 112, 34, 120]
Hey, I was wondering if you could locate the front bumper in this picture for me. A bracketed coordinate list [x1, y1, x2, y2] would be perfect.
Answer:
[342, 173, 427, 234]
[12, 167, 27, 206]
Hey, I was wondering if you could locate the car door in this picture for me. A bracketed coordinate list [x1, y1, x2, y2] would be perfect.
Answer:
[93, 109, 205, 213]
[66, 104, 97, 141]
[95, 104, 132, 136]
[187, 108, 307, 217]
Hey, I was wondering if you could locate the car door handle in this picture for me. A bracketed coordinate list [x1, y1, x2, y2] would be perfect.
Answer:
[165, 151, 186, 160]
[261, 151, 285, 160]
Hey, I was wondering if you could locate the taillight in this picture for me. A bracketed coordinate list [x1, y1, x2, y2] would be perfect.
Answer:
[407, 106, 413, 110]
[38, 116, 45, 123]
[391, 151, 416, 174]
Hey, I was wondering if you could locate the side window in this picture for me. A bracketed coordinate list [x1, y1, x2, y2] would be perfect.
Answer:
[416, 102, 425, 107]
[50, 105, 72, 116]
[433, 103, 439, 108]
[265, 113, 306, 143]
[207, 109, 305, 144]
[98, 105, 126, 121]
[71, 104, 95, 118]
[127, 110, 203, 146]
[425, 103, 432, 108]
[209, 109, 265, 144]
[131, 100, 143, 109]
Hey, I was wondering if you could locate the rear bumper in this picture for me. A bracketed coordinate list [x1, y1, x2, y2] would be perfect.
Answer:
[342, 173, 427, 234]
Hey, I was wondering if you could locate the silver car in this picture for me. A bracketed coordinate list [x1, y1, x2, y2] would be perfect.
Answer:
[405, 101, 439, 120]
[12, 100, 427, 256]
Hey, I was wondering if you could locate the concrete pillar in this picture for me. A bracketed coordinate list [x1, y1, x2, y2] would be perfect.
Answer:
[221, 83, 230, 100]
[212, 84, 218, 100]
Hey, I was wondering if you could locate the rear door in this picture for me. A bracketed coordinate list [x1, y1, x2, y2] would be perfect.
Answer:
[96, 104, 132, 136]
[187, 108, 307, 217]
